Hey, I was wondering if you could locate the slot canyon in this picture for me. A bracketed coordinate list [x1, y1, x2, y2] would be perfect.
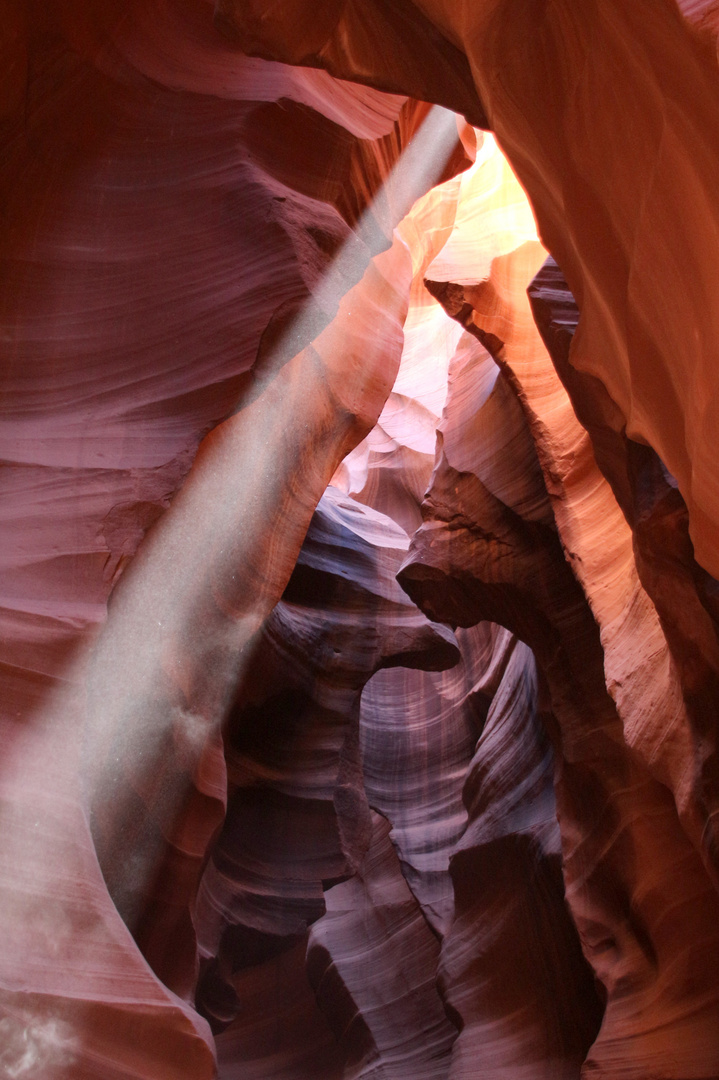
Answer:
[3, 1, 719, 1077]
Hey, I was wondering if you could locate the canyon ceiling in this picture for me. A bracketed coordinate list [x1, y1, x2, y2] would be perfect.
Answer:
[2, 1, 719, 1078]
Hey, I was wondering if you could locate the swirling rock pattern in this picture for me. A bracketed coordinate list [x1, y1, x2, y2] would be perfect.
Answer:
[0, 5, 461, 1073]
[307, 810, 456, 1080]
[441, 630, 602, 1080]
[190, 487, 460, 1077]
[194, 487, 458, 1025]
[5, 3, 719, 1079]
[529, 257, 719, 882]
[360, 625, 484, 940]
[225, 0, 719, 586]
[400, 263, 719, 1077]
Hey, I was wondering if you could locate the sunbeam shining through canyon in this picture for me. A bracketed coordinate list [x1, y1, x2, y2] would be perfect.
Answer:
[2, 2, 719, 1078]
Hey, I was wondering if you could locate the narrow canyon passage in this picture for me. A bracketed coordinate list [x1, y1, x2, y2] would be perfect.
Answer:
[2, 4, 719, 1079]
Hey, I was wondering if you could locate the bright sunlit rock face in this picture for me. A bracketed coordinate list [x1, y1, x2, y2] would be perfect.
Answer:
[3, 3, 719, 1079]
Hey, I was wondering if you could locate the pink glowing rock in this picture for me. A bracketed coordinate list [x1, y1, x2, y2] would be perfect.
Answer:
[222, 0, 719, 583]
[187, 487, 463, 1078]
[399, 314, 719, 1079]
[0, 7, 464, 1071]
[193, 487, 458, 1040]
[399, 169, 719, 1074]
[307, 811, 456, 1080]
[5, 3, 719, 1079]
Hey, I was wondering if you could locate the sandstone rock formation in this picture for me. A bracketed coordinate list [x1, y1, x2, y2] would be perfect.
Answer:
[0, 6, 461, 1073]
[223, 0, 719, 583]
[3, 3, 719, 1079]
[399, 307, 719, 1080]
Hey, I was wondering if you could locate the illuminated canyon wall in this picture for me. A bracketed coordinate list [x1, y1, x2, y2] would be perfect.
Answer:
[2, 2, 719, 1078]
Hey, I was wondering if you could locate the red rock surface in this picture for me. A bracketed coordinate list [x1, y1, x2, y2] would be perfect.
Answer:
[223, 0, 719, 583]
[399, 296, 719, 1078]
[4, 3, 719, 1080]
[0, 5, 460, 1074]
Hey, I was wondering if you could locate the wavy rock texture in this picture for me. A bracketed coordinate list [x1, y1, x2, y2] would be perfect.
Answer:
[359, 625, 482, 941]
[396, 141, 719, 1074]
[0, 5, 463, 1075]
[5, 4, 719, 1080]
[441, 630, 602, 1080]
[189, 487, 461, 1079]
[421, 150, 719, 889]
[365, 611, 604, 1080]
[336, 141, 605, 1080]
[399, 315, 719, 1078]
[194, 487, 458, 1019]
[529, 257, 719, 877]
[306, 809, 455, 1080]
[223, 0, 719, 583]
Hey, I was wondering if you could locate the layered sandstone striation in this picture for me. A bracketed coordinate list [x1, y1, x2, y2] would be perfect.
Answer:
[3, 3, 719, 1080]
[193, 487, 459, 1077]
[399, 137, 719, 1076]
[0, 4, 462, 1073]
[399, 311, 719, 1079]
[223, 0, 719, 584]
[529, 257, 719, 882]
